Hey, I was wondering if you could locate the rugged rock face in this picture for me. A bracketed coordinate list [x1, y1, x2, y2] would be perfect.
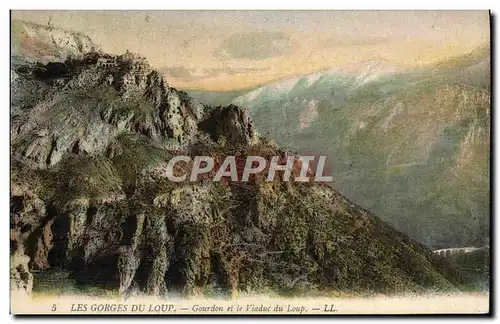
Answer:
[11, 50, 204, 170]
[199, 104, 254, 145]
[10, 246, 33, 295]
[10, 23, 467, 297]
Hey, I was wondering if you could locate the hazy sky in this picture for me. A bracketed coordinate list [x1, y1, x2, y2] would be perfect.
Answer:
[12, 10, 490, 91]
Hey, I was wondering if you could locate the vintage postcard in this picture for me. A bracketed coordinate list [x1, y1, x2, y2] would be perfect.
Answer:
[9, 10, 491, 315]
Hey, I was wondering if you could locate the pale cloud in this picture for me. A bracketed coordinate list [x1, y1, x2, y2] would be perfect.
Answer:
[320, 35, 390, 48]
[215, 31, 297, 60]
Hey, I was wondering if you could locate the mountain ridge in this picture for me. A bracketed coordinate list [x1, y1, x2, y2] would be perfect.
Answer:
[184, 45, 489, 106]
[219, 46, 490, 249]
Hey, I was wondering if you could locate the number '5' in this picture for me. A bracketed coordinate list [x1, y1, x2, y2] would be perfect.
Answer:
[52, 304, 57, 312]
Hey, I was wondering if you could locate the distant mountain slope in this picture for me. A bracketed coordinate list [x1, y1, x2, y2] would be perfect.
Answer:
[10, 20, 467, 297]
[229, 48, 490, 249]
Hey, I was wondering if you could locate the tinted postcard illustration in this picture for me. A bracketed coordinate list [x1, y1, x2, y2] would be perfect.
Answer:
[10, 10, 491, 315]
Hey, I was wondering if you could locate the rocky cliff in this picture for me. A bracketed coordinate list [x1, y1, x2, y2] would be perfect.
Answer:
[10, 22, 466, 298]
